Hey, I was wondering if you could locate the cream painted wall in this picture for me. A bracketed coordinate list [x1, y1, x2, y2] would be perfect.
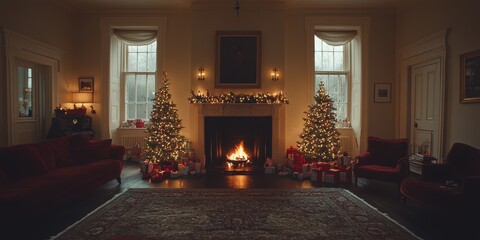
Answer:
[0, 1, 399, 153]
[0, 0, 75, 146]
[284, 8, 397, 149]
[396, 0, 480, 151]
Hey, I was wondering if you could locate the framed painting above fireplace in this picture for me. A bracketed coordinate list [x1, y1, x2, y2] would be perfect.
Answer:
[215, 31, 261, 89]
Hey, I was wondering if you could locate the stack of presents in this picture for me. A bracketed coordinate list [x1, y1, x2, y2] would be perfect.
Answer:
[140, 149, 201, 182]
[265, 146, 353, 185]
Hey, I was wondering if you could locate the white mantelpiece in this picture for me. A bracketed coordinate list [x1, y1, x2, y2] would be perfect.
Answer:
[191, 103, 285, 169]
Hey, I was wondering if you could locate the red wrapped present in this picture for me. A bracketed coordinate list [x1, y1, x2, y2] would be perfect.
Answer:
[163, 168, 172, 179]
[150, 171, 163, 183]
[286, 146, 298, 161]
[135, 119, 145, 128]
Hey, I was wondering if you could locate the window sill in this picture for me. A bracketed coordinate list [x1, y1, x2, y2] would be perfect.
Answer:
[118, 127, 146, 130]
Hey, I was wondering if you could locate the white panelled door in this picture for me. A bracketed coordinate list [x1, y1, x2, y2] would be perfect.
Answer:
[410, 60, 442, 159]
[12, 59, 43, 145]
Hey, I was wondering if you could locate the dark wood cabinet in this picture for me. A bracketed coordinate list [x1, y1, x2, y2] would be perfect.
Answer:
[47, 115, 95, 138]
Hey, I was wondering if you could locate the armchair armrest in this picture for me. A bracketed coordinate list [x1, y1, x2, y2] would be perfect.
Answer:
[355, 152, 373, 167]
[463, 176, 480, 196]
[110, 144, 126, 161]
[422, 163, 450, 182]
[396, 157, 410, 177]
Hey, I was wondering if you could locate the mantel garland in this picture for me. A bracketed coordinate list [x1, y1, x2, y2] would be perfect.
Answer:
[188, 90, 289, 104]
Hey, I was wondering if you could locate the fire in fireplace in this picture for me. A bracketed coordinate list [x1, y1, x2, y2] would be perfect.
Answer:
[204, 116, 272, 173]
[225, 141, 251, 170]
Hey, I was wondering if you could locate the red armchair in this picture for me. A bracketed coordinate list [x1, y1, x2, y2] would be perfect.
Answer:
[353, 137, 410, 191]
[400, 143, 480, 212]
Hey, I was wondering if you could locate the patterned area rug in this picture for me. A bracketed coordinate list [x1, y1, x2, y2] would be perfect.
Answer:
[53, 188, 419, 240]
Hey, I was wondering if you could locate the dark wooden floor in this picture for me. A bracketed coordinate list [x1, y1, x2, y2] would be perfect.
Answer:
[4, 160, 479, 240]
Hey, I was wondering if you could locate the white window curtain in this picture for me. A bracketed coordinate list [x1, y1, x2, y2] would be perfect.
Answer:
[113, 29, 157, 45]
[314, 30, 357, 46]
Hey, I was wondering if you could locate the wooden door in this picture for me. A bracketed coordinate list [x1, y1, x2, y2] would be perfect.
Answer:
[11, 59, 47, 145]
[410, 60, 442, 159]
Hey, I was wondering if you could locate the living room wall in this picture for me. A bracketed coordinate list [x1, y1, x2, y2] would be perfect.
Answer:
[396, 0, 480, 152]
[0, 1, 398, 154]
[0, 0, 75, 146]
[64, 3, 399, 154]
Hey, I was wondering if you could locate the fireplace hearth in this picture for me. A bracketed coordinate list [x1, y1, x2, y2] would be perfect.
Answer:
[204, 116, 272, 174]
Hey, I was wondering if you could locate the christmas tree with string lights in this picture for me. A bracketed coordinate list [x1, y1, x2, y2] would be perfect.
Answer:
[297, 82, 341, 162]
[142, 72, 188, 164]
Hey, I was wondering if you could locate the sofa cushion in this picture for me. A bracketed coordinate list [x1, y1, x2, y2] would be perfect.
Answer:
[367, 137, 408, 168]
[31, 143, 56, 171]
[355, 164, 400, 182]
[0, 145, 49, 180]
[72, 139, 112, 164]
[400, 177, 462, 209]
[446, 143, 480, 178]
[45, 136, 73, 167]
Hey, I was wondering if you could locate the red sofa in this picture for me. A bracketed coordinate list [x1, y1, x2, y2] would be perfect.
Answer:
[353, 137, 410, 192]
[400, 143, 480, 212]
[0, 134, 125, 224]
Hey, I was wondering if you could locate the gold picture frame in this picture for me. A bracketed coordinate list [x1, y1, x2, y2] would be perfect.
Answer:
[79, 77, 94, 93]
[460, 49, 480, 103]
[215, 31, 261, 89]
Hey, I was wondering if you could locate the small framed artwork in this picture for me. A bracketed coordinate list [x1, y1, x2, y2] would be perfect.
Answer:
[374, 83, 391, 103]
[460, 49, 480, 103]
[78, 77, 94, 93]
[215, 31, 261, 89]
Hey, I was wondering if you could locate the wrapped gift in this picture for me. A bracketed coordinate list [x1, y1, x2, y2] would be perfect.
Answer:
[324, 169, 340, 185]
[189, 169, 196, 175]
[297, 172, 304, 180]
[276, 163, 284, 171]
[302, 164, 311, 173]
[265, 166, 275, 174]
[195, 162, 202, 173]
[178, 164, 189, 175]
[162, 169, 172, 179]
[338, 166, 352, 183]
[278, 171, 289, 176]
[135, 119, 145, 128]
[303, 172, 311, 179]
[141, 161, 150, 173]
[150, 172, 163, 183]
[170, 171, 181, 179]
[310, 171, 318, 181]
[292, 172, 299, 179]
[286, 146, 298, 161]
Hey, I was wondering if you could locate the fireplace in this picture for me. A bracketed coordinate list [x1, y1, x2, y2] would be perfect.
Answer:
[192, 103, 285, 174]
[205, 116, 272, 173]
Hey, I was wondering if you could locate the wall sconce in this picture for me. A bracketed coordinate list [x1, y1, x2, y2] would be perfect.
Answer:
[197, 67, 206, 80]
[271, 67, 279, 81]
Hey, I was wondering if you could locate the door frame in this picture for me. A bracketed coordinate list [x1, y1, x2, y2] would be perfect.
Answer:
[3, 29, 62, 145]
[396, 29, 447, 161]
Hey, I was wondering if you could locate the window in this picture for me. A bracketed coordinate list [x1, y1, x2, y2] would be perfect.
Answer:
[122, 41, 157, 121]
[314, 37, 350, 122]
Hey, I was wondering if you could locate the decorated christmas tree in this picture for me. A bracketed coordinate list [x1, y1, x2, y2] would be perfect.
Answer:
[142, 72, 188, 164]
[297, 83, 341, 162]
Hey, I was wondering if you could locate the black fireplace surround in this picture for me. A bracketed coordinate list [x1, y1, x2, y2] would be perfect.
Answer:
[204, 116, 272, 170]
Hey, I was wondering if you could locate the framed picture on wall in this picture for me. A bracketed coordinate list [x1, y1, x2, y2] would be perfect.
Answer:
[78, 77, 94, 93]
[374, 83, 391, 103]
[215, 31, 261, 89]
[460, 49, 480, 103]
